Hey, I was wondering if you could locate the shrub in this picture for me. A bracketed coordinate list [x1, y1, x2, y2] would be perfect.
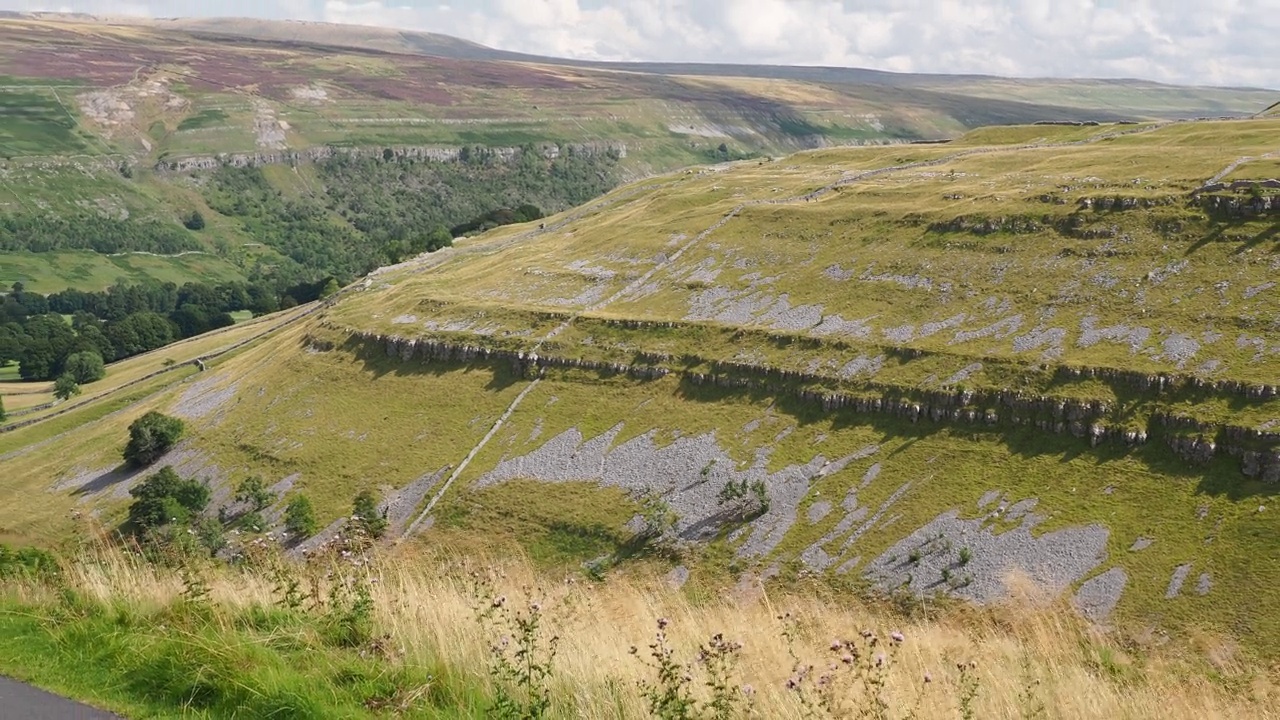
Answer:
[127, 465, 210, 532]
[64, 350, 106, 383]
[352, 490, 387, 539]
[196, 516, 227, 556]
[0, 395, 6, 423]
[238, 511, 267, 534]
[123, 411, 185, 467]
[0, 544, 60, 580]
[53, 374, 81, 401]
[183, 210, 205, 230]
[233, 476, 272, 512]
[283, 495, 319, 539]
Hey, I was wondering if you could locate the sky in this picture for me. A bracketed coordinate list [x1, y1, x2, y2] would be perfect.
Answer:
[6, 0, 1279, 88]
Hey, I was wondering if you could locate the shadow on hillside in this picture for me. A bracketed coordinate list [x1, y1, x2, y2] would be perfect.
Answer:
[1186, 219, 1279, 256]
[340, 335, 525, 392]
[1184, 223, 1228, 255]
[1232, 221, 1279, 253]
[673, 376, 1276, 501]
[70, 464, 146, 498]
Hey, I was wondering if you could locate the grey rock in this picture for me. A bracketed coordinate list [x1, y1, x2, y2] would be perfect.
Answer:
[1013, 327, 1066, 356]
[952, 315, 1024, 345]
[1158, 333, 1200, 369]
[476, 424, 863, 558]
[666, 565, 690, 589]
[1165, 563, 1192, 598]
[919, 314, 968, 338]
[839, 355, 885, 379]
[811, 314, 873, 339]
[1074, 567, 1127, 622]
[882, 324, 915, 343]
[807, 500, 833, 524]
[836, 556, 861, 574]
[944, 363, 983, 386]
[1244, 281, 1274, 300]
[860, 462, 881, 489]
[863, 505, 1110, 604]
[1129, 536, 1153, 552]
[1004, 498, 1039, 521]
[1078, 316, 1149, 353]
[1196, 572, 1212, 596]
[172, 376, 240, 423]
[977, 489, 1002, 509]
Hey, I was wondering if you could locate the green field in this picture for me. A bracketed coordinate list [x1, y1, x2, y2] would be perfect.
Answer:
[0, 250, 245, 294]
[0, 87, 98, 157]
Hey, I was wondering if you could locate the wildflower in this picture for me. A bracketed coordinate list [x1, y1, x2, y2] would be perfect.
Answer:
[924, 672, 932, 684]
[492, 595, 506, 608]
[830, 640, 843, 651]
[530, 601, 542, 612]
[741, 684, 755, 697]
[841, 654, 854, 665]
[875, 652, 885, 667]
[786, 677, 801, 691]
[657, 617, 669, 630]
[629, 646, 638, 655]
[890, 630, 905, 643]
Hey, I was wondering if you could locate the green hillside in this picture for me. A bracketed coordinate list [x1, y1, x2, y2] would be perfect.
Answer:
[3, 117, 1277, 663]
[0, 14, 1274, 295]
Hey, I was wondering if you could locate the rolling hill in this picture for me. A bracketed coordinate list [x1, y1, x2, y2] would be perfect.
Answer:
[0, 13, 1275, 295]
[3, 116, 1278, 665]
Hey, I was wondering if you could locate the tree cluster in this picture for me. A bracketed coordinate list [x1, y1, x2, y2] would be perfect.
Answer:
[0, 213, 198, 254]
[0, 275, 335, 382]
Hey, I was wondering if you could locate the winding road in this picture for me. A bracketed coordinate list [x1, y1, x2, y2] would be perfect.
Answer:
[0, 677, 120, 718]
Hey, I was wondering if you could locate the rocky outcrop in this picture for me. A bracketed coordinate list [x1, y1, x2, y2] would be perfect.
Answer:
[1197, 178, 1280, 194]
[1077, 195, 1177, 211]
[338, 328, 1279, 484]
[1198, 192, 1280, 219]
[155, 141, 628, 173]
[928, 214, 1048, 235]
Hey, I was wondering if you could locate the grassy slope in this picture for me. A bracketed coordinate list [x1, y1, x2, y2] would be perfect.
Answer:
[0, 546, 1274, 719]
[0, 119, 1277, 661]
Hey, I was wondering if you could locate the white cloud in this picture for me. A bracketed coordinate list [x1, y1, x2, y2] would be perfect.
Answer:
[2, 0, 1277, 88]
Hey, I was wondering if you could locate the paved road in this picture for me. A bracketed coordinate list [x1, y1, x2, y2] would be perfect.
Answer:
[0, 677, 120, 719]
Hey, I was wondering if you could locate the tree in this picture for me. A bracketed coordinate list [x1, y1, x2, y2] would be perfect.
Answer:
[352, 490, 387, 539]
[53, 374, 81, 401]
[183, 210, 205, 231]
[63, 350, 105, 384]
[123, 411, 185, 467]
[233, 476, 272, 512]
[318, 278, 340, 299]
[107, 312, 176, 358]
[0, 395, 6, 423]
[127, 465, 210, 532]
[284, 495, 318, 539]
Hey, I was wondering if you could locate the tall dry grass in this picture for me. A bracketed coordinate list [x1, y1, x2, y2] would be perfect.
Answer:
[59, 542, 1278, 720]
